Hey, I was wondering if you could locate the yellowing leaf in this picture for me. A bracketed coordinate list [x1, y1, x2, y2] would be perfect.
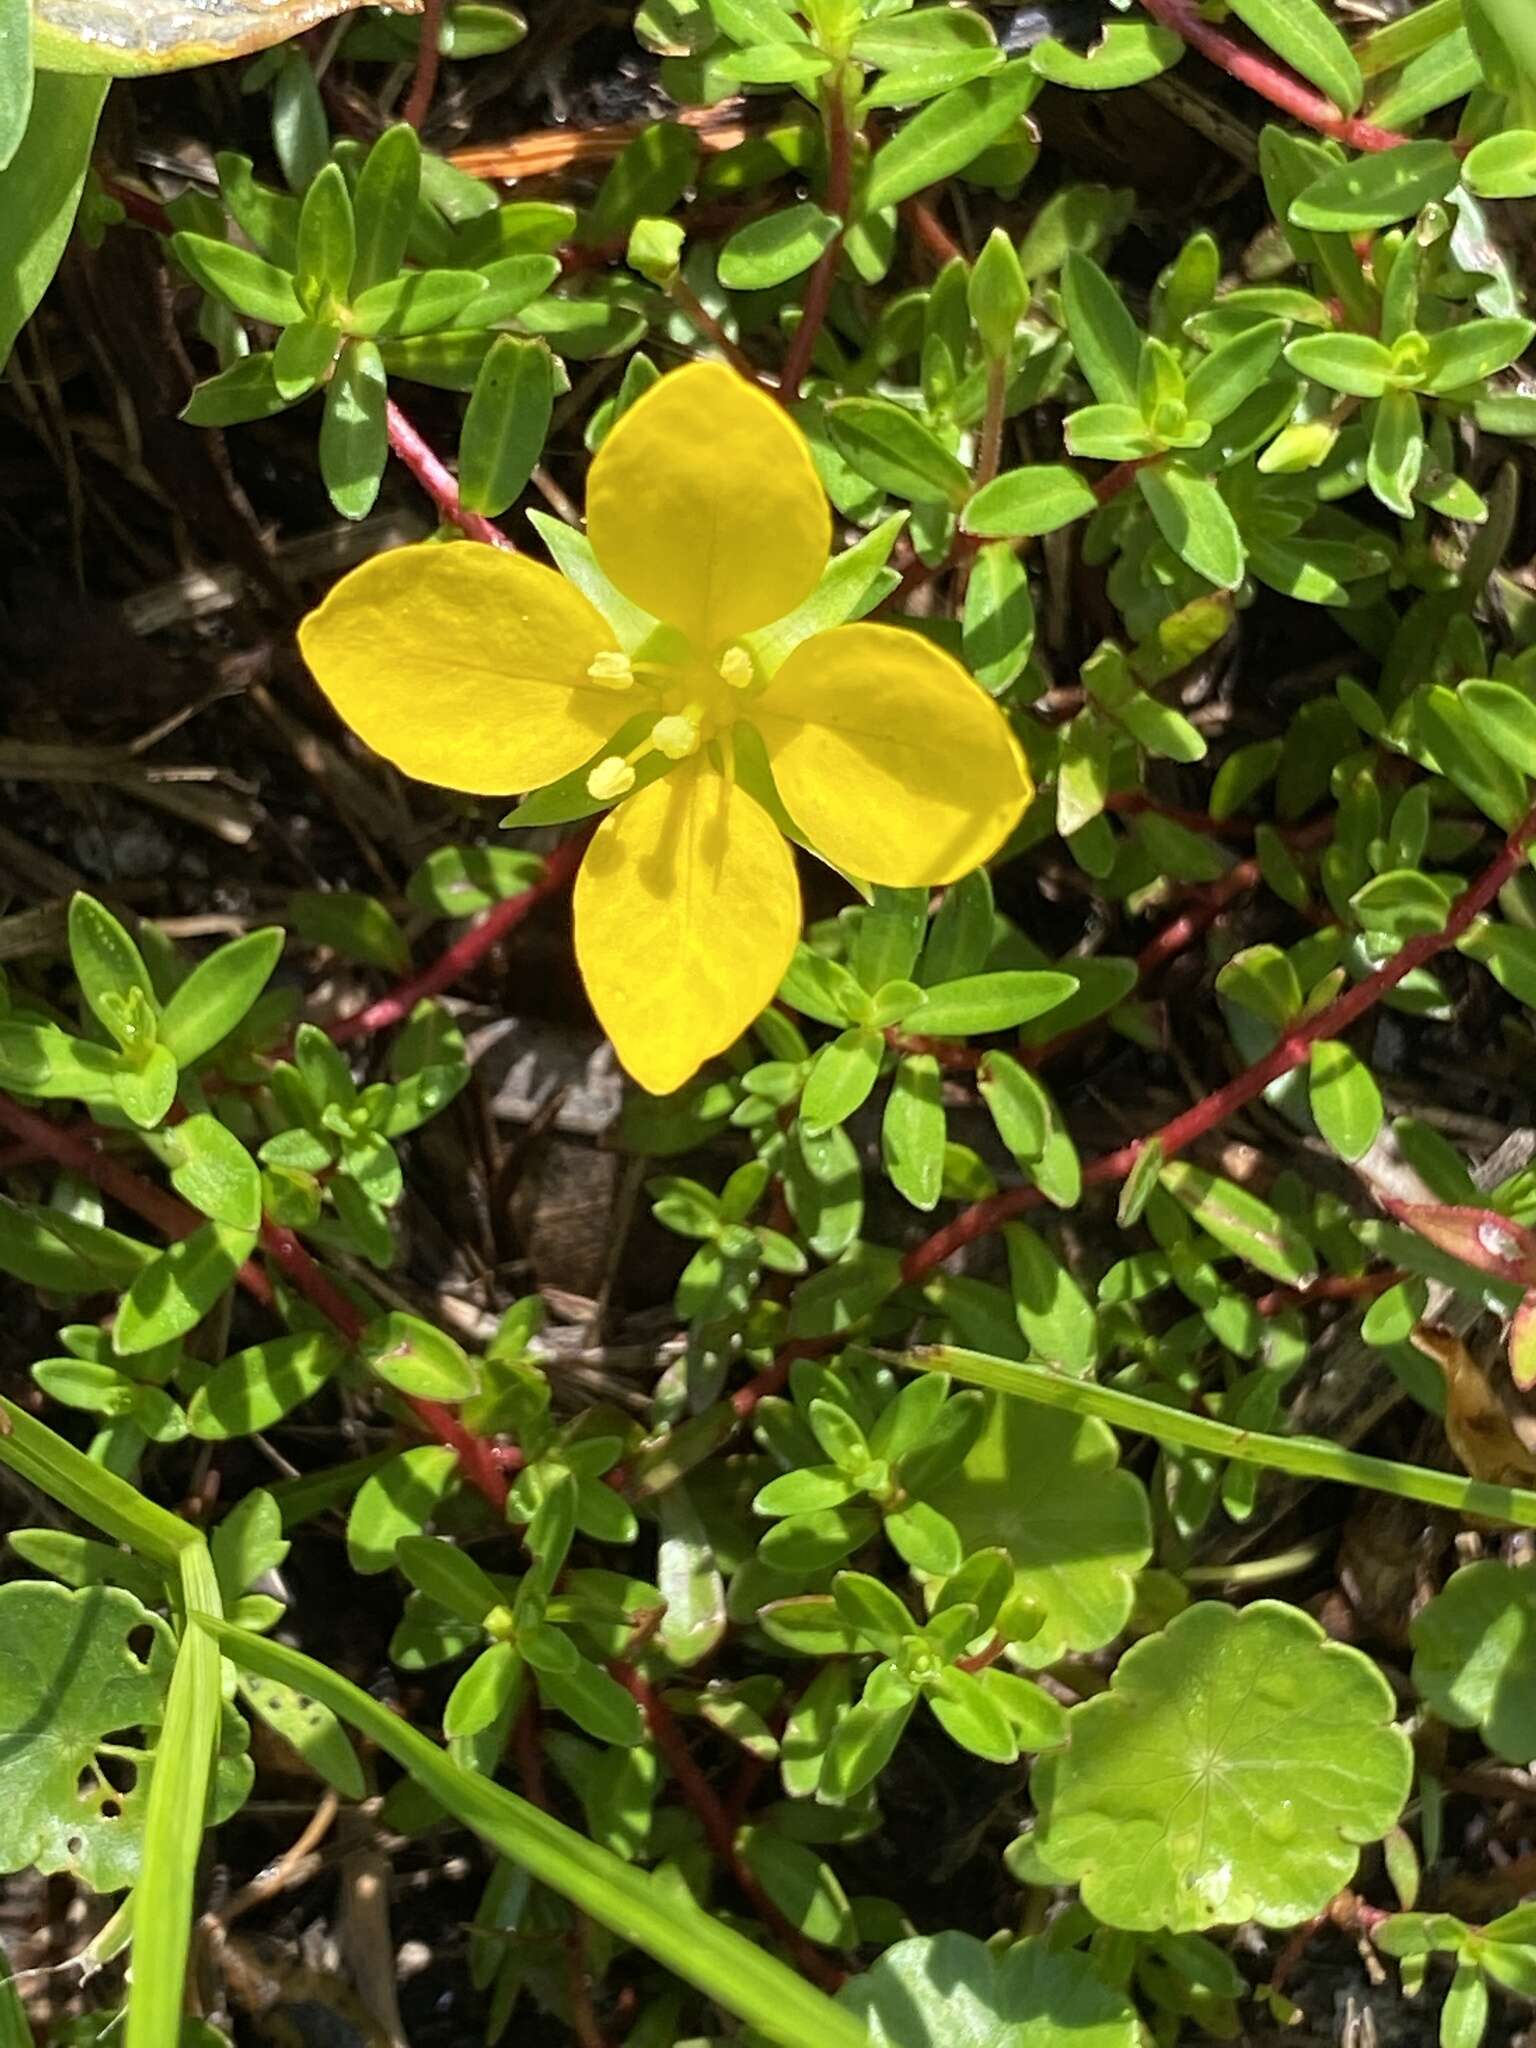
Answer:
[575, 756, 799, 1094]
[35, 0, 410, 75]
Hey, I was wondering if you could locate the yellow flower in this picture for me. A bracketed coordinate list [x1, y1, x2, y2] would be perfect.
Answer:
[298, 362, 1031, 1095]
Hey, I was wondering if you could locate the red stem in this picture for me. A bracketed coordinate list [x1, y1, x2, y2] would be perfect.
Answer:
[901, 795, 1536, 1284]
[777, 88, 853, 402]
[328, 828, 589, 1044]
[608, 1660, 845, 1990]
[1254, 1268, 1406, 1318]
[0, 1092, 509, 1509]
[402, 0, 447, 131]
[383, 400, 514, 549]
[1137, 0, 1410, 152]
[259, 1220, 508, 1510]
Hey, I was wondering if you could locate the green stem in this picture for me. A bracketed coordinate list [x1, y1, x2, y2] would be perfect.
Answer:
[904, 1345, 1536, 1528]
[204, 1619, 868, 2048]
[126, 1543, 224, 2048]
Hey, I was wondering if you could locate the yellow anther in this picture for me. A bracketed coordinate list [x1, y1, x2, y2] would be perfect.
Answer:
[587, 650, 636, 689]
[651, 709, 702, 760]
[587, 755, 637, 800]
[718, 645, 754, 690]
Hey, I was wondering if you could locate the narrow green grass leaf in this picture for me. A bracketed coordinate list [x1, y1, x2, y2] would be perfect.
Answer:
[208, 1620, 871, 2048]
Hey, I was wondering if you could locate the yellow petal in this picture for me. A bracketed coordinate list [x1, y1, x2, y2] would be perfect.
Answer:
[585, 361, 830, 648]
[575, 757, 800, 1095]
[754, 623, 1032, 886]
[298, 543, 623, 796]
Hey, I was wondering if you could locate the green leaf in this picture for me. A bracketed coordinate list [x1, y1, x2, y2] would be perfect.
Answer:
[168, 1113, 262, 1229]
[1226, 0, 1362, 113]
[157, 929, 284, 1066]
[1417, 684, 1528, 829]
[0, 1198, 152, 1293]
[1159, 1160, 1316, 1285]
[0, 71, 106, 369]
[358, 1311, 478, 1401]
[459, 333, 554, 516]
[825, 396, 971, 508]
[800, 1026, 882, 1135]
[1033, 1600, 1411, 1930]
[1440, 1959, 1489, 2048]
[1419, 316, 1536, 396]
[962, 540, 1035, 693]
[1460, 916, 1536, 1007]
[112, 1044, 178, 1130]
[171, 232, 303, 325]
[396, 1533, 503, 1624]
[1285, 331, 1397, 398]
[738, 1826, 857, 1947]
[350, 267, 488, 338]
[289, 890, 410, 972]
[295, 161, 355, 311]
[1308, 1041, 1383, 1162]
[1003, 1223, 1098, 1373]
[187, 1330, 347, 1440]
[273, 315, 341, 399]
[1458, 675, 1536, 770]
[214, 152, 299, 265]
[1184, 319, 1288, 426]
[1289, 141, 1459, 231]
[967, 226, 1026, 360]
[0, 0, 33, 173]
[68, 894, 156, 1042]
[883, 1053, 945, 1211]
[862, 60, 1041, 215]
[964, 463, 1097, 538]
[1463, 128, 1536, 201]
[446, 1640, 525, 1739]
[1136, 463, 1245, 591]
[346, 1444, 461, 1574]
[925, 1401, 1151, 1665]
[840, 1930, 1139, 2047]
[930, 1664, 1018, 1762]
[585, 119, 698, 245]
[182, 352, 295, 427]
[536, 1655, 645, 1746]
[1410, 1561, 1536, 1763]
[1061, 251, 1141, 406]
[820, 1695, 914, 1801]
[0, 1584, 179, 1892]
[1367, 386, 1423, 517]
[238, 1673, 365, 1800]
[746, 510, 906, 671]
[719, 200, 839, 289]
[1028, 21, 1179, 90]
[320, 338, 389, 520]
[351, 121, 421, 296]
[900, 971, 1076, 1036]
[114, 1222, 257, 1356]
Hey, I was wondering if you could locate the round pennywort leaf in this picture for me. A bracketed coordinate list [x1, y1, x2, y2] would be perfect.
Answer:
[1031, 1600, 1412, 1931]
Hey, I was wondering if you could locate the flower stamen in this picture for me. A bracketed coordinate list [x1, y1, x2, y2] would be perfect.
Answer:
[585, 706, 705, 800]
[650, 707, 703, 760]
[586, 650, 637, 689]
[587, 755, 637, 800]
[718, 645, 754, 690]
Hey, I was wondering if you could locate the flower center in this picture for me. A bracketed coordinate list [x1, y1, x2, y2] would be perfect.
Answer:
[583, 641, 759, 800]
